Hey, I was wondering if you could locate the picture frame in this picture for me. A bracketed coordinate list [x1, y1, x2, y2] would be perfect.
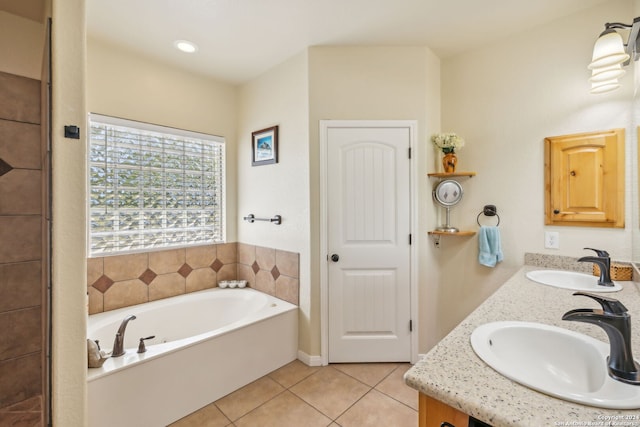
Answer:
[251, 125, 278, 166]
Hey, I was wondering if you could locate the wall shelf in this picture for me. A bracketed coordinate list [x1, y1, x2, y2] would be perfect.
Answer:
[428, 230, 476, 247]
[428, 172, 476, 178]
[428, 231, 476, 237]
[427, 171, 478, 247]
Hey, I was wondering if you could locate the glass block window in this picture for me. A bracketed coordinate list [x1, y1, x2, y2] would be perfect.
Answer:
[88, 114, 225, 256]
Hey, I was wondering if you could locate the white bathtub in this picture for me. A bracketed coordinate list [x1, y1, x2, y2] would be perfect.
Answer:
[87, 288, 298, 427]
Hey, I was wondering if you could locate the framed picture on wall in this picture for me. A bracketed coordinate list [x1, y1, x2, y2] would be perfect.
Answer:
[251, 125, 278, 166]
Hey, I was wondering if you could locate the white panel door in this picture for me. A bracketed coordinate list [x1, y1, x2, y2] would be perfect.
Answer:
[327, 125, 412, 362]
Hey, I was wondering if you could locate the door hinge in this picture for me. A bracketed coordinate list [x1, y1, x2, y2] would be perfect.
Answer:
[409, 234, 412, 245]
[409, 319, 413, 332]
[408, 147, 412, 159]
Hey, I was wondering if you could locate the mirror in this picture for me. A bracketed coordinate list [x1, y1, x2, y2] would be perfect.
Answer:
[632, 4, 640, 267]
[633, 80, 640, 267]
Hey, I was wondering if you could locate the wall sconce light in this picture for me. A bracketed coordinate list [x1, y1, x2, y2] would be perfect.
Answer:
[588, 17, 640, 94]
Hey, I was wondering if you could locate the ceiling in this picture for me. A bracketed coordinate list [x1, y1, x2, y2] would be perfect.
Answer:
[86, 0, 608, 84]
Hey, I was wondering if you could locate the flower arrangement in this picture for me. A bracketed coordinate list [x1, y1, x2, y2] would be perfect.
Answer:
[431, 133, 465, 154]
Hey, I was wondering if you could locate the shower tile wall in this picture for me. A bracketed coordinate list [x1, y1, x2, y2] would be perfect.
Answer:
[0, 71, 44, 423]
[87, 243, 299, 314]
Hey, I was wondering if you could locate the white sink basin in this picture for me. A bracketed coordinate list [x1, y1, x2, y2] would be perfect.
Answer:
[470, 321, 640, 409]
[525, 270, 622, 292]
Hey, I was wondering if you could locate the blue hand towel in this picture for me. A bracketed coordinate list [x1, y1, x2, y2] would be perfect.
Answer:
[478, 226, 503, 268]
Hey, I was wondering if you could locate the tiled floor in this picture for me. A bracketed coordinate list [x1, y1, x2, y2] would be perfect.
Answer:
[169, 361, 418, 427]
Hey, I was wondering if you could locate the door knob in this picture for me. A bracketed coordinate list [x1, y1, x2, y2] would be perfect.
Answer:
[330, 254, 340, 262]
[553, 209, 560, 214]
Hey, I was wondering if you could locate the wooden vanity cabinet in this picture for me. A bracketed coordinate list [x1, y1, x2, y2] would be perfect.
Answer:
[544, 128, 624, 228]
[419, 393, 469, 427]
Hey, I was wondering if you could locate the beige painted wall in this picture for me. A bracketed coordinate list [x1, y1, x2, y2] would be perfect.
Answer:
[86, 37, 239, 241]
[308, 46, 441, 357]
[0, 11, 45, 79]
[51, 0, 87, 424]
[434, 0, 635, 349]
[237, 51, 311, 352]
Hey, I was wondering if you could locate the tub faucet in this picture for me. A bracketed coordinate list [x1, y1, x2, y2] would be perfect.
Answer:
[562, 292, 640, 385]
[111, 315, 136, 357]
[578, 250, 613, 287]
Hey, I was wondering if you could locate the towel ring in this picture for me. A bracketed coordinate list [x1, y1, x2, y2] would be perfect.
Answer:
[477, 204, 500, 227]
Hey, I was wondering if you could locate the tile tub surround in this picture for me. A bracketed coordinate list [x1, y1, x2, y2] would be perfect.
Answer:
[237, 243, 300, 305]
[404, 267, 640, 426]
[87, 243, 300, 313]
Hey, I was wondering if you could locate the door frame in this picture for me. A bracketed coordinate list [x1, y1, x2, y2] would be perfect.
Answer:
[319, 120, 419, 365]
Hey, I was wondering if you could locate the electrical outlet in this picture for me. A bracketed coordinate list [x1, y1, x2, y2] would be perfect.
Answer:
[545, 231, 560, 249]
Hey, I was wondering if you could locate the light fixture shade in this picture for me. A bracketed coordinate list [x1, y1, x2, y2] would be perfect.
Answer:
[590, 77, 621, 94]
[588, 29, 630, 69]
[589, 63, 626, 82]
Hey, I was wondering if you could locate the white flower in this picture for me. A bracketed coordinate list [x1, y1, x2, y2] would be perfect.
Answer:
[431, 133, 465, 154]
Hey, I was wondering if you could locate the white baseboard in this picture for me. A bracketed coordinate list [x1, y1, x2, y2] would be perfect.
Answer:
[298, 350, 423, 366]
[297, 350, 324, 367]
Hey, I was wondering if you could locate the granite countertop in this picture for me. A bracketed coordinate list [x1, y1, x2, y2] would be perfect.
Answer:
[404, 266, 640, 427]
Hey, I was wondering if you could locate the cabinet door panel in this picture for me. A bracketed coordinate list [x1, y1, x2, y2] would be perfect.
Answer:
[545, 129, 624, 228]
[419, 393, 469, 427]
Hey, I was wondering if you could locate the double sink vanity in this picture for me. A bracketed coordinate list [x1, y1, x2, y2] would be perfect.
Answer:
[404, 258, 640, 427]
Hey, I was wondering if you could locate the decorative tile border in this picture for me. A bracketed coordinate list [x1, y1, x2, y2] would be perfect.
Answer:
[87, 242, 300, 314]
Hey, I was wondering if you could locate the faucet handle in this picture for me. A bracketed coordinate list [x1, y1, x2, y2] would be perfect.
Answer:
[573, 292, 627, 315]
[584, 247, 610, 257]
[137, 335, 156, 353]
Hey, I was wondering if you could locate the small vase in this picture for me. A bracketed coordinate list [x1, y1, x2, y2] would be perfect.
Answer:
[442, 152, 457, 173]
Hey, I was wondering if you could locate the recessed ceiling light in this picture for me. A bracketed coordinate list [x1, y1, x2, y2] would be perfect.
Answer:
[173, 40, 198, 53]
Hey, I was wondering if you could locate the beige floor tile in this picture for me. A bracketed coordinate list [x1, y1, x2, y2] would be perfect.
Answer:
[268, 360, 321, 388]
[331, 362, 400, 387]
[336, 389, 417, 427]
[375, 364, 418, 410]
[234, 391, 331, 427]
[169, 401, 231, 427]
[215, 376, 285, 421]
[290, 366, 369, 419]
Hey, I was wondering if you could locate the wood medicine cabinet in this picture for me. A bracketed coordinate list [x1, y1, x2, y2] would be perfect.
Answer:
[545, 128, 624, 228]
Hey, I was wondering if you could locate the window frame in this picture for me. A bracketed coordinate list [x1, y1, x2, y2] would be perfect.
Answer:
[87, 113, 226, 257]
